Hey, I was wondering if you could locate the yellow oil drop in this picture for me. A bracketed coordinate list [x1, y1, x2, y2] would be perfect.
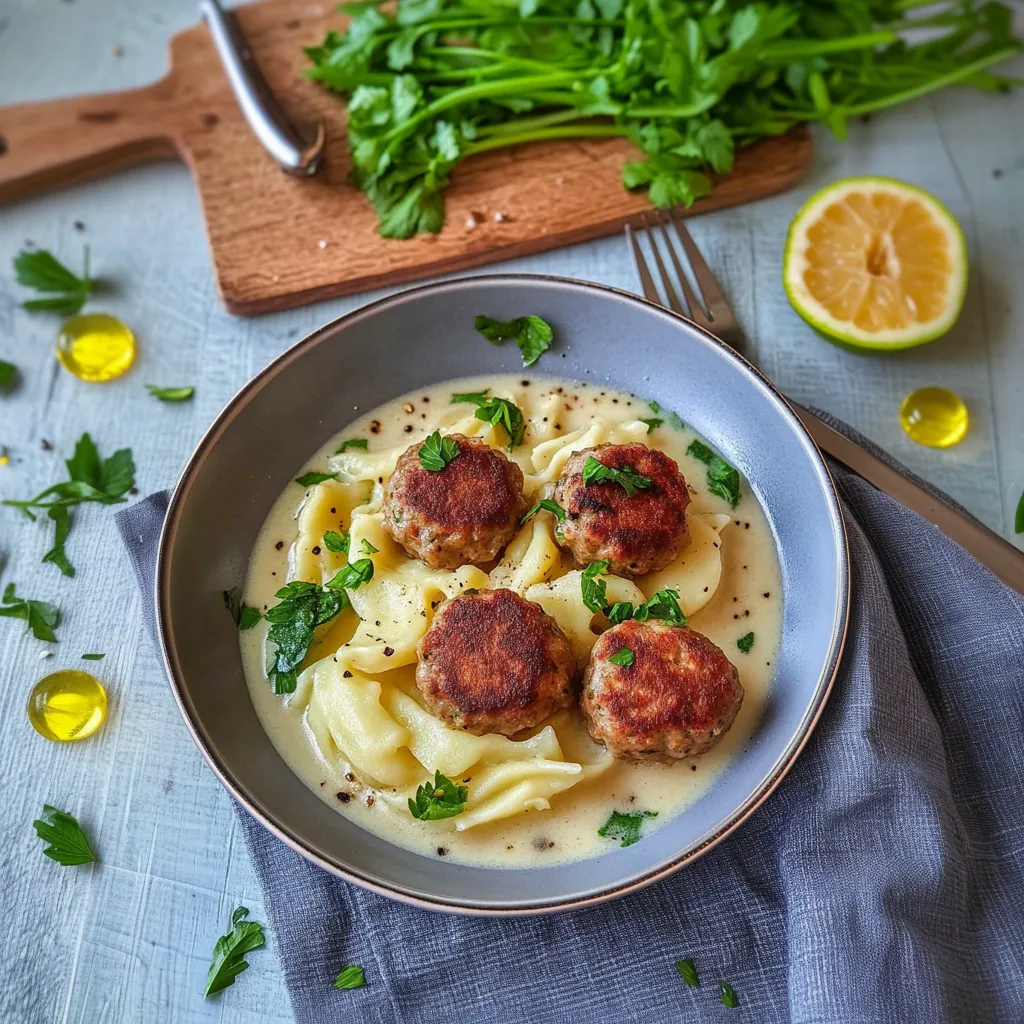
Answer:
[899, 387, 969, 448]
[56, 313, 135, 382]
[27, 670, 108, 743]
[0, 446, 9, 466]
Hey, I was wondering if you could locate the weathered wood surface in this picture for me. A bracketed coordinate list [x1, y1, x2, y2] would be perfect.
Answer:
[0, 1, 1021, 1021]
[0, 0, 811, 314]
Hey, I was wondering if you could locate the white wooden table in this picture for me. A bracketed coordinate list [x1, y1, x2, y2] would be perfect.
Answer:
[1, 1, 1022, 1020]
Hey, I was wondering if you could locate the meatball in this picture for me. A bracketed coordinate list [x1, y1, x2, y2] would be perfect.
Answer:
[383, 434, 527, 569]
[581, 620, 743, 762]
[416, 588, 578, 736]
[551, 442, 690, 576]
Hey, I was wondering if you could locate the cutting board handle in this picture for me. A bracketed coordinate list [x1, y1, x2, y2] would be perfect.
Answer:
[0, 80, 182, 204]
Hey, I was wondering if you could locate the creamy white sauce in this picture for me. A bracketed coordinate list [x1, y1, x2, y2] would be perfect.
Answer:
[241, 375, 781, 868]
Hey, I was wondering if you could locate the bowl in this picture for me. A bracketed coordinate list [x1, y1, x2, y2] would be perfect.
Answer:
[156, 274, 849, 914]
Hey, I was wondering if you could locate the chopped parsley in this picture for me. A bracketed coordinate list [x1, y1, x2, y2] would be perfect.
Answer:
[223, 590, 261, 630]
[640, 417, 663, 433]
[336, 438, 368, 453]
[3, 433, 135, 576]
[687, 439, 740, 508]
[450, 389, 525, 449]
[146, 385, 195, 402]
[608, 647, 634, 667]
[14, 248, 92, 315]
[606, 601, 634, 625]
[32, 805, 96, 865]
[204, 907, 266, 998]
[295, 470, 338, 487]
[263, 581, 348, 694]
[0, 583, 61, 641]
[418, 431, 460, 472]
[323, 530, 350, 554]
[597, 809, 658, 848]
[737, 632, 755, 653]
[718, 981, 739, 1009]
[473, 314, 553, 367]
[521, 498, 566, 526]
[81, 653, 105, 661]
[326, 558, 374, 591]
[648, 400, 684, 431]
[333, 965, 367, 990]
[667, 410, 686, 431]
[580, 560, 610, 614]
[675, 958, 700, 988]
[408, 771, 468, 820]
[0, 360, 17, 393]
[360, 539, 379, 555]
[581, 455, 652, 497]
[634, 588, 686, 626]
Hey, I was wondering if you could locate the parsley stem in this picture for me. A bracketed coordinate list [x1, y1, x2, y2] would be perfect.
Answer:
[423, 46, 566, 74]
[475, 107, 614, 136]
[763, 31, 899, 59]
[465, 124, 629, 156]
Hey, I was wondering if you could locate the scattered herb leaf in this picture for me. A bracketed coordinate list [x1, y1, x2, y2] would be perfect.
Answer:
[606, 601, 634, 625]
[582, 456, 652, 497]
[408, 771, 468, 820]
[667, 410, 686, 431]
[521, 498, 566, 526]
[146, 385, 195, 402]
[334, 965, 367, 990]
[42, 506, 74, 578]
[474, 315, 553, 367]
[336, 438, 369, 453]
[360, 539, 379, 555]
[580, 560, 611, 614]
[223, 591, 262, 631]
[634, 588, 686, 626]
[264, 581, 348, 694]
[418, 431, 460, 472]
[451, 389, 525, 449]
[323, 530, 350, 554]
[295, 470, 338, 487]
[14, 248, 92, 315]
[640, 417, 663, 433]
[81, 653, 105, 661]
[608, 647, 634, 667]
[676, 958, 700, 988]
[737, 631, 755, 653]
[326, 558, 375, 591]
[0, 360, 18, 394]
[687, 439, 740, 508]
[598, 809, 658, 848]
[32, 805, 95, 865]
[1015, 489, 1024, 533]
[719, 981, 739, 1009]
[0, 583, 61, 641]
[204, 907, 266, 998]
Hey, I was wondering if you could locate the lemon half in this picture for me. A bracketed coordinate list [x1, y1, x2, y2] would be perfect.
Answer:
[783, 177, 968, 352]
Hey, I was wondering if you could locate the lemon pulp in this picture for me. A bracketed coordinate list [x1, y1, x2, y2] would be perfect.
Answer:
[27, 670, 108, 742]
[56, 313, 135, 382]
[899, 387, 968, 448]
[784, 177, 967, 350]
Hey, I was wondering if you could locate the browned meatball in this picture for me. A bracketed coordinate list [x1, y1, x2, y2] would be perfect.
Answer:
[383, 434, 527, 569]
[551, 442, 690, 576]
[581, 620, 743, 762]
[416, 588, 578, 736]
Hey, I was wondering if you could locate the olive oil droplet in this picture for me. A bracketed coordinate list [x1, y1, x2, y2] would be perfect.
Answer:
[56, 313, 135, 382]
[899, 387, 968, 448]
[27, 670, 108, 742]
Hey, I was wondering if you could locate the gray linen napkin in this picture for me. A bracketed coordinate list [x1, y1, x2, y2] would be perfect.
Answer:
[116, 440, 1024, 1024]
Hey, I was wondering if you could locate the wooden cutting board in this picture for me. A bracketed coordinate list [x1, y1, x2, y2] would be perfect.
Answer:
[0, 0, 812, 315]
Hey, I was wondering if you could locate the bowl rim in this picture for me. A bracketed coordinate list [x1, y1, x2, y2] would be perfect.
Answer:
[156, 273, 850, 916]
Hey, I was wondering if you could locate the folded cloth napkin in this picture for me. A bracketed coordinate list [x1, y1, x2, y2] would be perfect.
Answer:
[117, 428, 1024, 1024]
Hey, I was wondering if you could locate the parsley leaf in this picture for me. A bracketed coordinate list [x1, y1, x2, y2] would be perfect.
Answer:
[687, 439, 740, 508]
[334, 965, 367, 990]
[606, 601, 634, 625]
[204, 907, 266, 998]
[336, 438, 369, 453]
[295, 470, 338, 487]
[0, 583, 61, 641]
[597, 809, 658, 848]
[1015, 488, 1023, 534]
[323, 530, 350, 554]
[450, 389, 525, 449]
[676, 958, 700, 988]
[473, 314, 553, 367]
[667, 410, 686, 431]
[264, 581, 349, 694]
[223, 590, 261, 630]
[718, 981, 739, 1009]
[521, 498, 566, 526]
[359, 539, 379, 555]
[608, 647, 634, 667]
[32, 805, 96, 865]
[0, 360, 18, 394]
[634, 588, 686, 626]
[582, 456, 652, 497]
[580, 560, 610, 614]
[737, 631, 755, 653]
[640, 417, 663, 433]
[408, 771, 468, 820]
[81, 653, 105, 661]
[326, 558, 375, 591]
[42, 506, 74, 577]
[146, 385, 195, 402]
[14, 248, 92, 316]
[418, 431, 460, 472]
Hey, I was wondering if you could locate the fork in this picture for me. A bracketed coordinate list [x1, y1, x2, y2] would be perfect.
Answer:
[625, 210, 1024, 596]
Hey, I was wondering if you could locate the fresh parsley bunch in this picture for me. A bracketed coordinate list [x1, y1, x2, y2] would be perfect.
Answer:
[306, 0, 1021, 237]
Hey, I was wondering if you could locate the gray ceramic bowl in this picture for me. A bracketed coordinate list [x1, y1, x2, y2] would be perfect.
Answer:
[157, 275, 849, 915]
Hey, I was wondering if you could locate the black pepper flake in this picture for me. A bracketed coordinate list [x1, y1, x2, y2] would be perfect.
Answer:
[336, 792, 351, 803]
[506, 844, 514, 850]
[733, 614, 739, 619]
[366, 795, 375, 807]
[345, 773, 355, 781]
[763, 592, 771, 598]
[383, 646, 395, 657]
[311, 545, 321, 555]
[554, 423, 561, 429]
[744, 522, 750, 529]
[330, 507, 336, 514]
[521, 379, 530, 386]
[369, 420, 381, 434]
[744, 609, 750, 617]
[343, 670, 353, 678]
[404, 424, 414, 433]
[703, 586, 709, 592]
[275, 540, 284, 550]
[691, 764, 697, 772]
[437, 846, 448, 857]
